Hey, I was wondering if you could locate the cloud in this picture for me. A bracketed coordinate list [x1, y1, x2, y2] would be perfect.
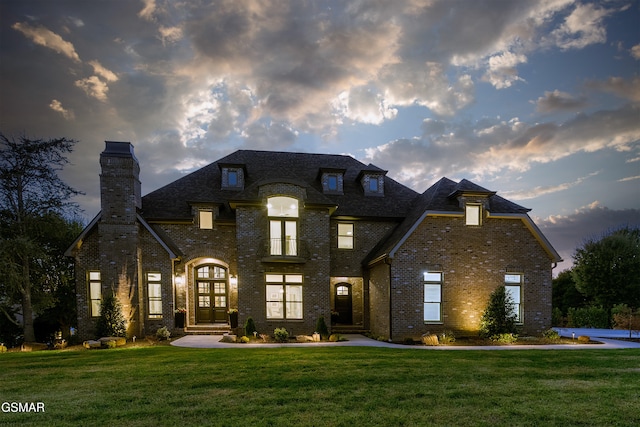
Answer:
[549, 3, 610, 50]
[502, 172, 600, 200]
[484, 51, 527, 89]
[632, 44, 640, 60]
[587, 76, 640, 102]
[49, 99, 75, 120]
[12, 22, 81, 62]
[75, 76, 110, 101]
[534, 90, 588, 113]
[537, 202, 640, 272]
[138, 0, 157, 21]
[364, 102, 640, 190]
[88, 60, 118, 82]
[618, 175, 640, 183]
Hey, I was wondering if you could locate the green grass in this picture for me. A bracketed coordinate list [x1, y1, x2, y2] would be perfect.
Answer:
[1, 346, 639, 426]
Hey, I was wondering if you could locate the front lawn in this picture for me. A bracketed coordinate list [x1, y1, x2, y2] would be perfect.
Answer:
[1, 346, 639, 426]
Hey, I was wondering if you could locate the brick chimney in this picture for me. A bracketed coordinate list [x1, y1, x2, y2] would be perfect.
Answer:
[98, 141, 143, 338]
[100, 141, 141, 223]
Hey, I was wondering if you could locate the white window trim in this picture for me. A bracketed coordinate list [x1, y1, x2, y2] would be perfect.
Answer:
[423, 271, 443, 323]
[147, 272, 163, 319]
[465, 203, 482, 226]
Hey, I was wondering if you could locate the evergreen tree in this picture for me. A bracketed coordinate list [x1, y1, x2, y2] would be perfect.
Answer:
[96, 292, 126, 337]
[479, 286, 518, 338]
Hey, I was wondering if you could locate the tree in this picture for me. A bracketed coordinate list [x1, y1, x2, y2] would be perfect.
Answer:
[572, 227, 640, 312]
[552, 269, 588, 315]
[96, 291, 126, 338]
[479, 285, 518, 338]
[0, 133, 81, 342]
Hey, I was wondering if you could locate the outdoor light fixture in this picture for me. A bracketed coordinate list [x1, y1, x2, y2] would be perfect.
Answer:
[230, 275, 238, 287]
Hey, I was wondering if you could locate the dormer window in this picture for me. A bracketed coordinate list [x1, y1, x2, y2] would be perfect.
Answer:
[327, 175, 338, 191]
[319, 168, 345, 194]
[465, 203, 482, 226]
[360, 173, 384, 196]
[228, 170, 238, 187]
[220, 164, 245, 189]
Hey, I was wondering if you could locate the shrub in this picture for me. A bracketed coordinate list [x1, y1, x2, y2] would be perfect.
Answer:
[315, 316, 329, 339]
[328, 334, 344, 342]
[156, 326, 170, 340]
[491, 333, 518, 344]
[240, 336, 250, 343]
[542, 329, 560, 341]
[244, 317, 257, 337]
[274, 328, 289, 342]
[479, 286, 518, 338]
[96, 292, 126, 338]
[439, 330, 456, 345]
[611, 304, 640, 330]
[578, 335, 590, 344]
[567, 306, 608, 328]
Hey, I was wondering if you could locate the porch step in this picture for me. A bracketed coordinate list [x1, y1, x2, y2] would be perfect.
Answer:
[331, 325, 369, 334]
[184, 324, 231, 335]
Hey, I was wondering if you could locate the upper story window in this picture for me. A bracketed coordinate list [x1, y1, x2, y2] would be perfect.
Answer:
[338, 223, 354, 249]
[319, 168, 345, 194]
[199, 210, 213, 229]
[465, 203, 482, 226]
[358, 170, 385, 196]
[221, 165, 245, 189]
[267, 197, 299, 256]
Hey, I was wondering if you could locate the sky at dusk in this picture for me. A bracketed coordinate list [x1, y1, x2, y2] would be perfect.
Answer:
[1, 0, 639, 273]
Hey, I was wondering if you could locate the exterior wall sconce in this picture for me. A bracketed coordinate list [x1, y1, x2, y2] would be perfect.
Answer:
[230, 275, 238, 287]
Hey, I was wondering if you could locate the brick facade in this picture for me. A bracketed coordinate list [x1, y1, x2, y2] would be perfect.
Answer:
[69, 144, 560, 342]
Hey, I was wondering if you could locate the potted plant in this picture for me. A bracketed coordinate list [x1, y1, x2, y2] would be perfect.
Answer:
[228, 308, 239, 328]
[174, 308, 186, 328]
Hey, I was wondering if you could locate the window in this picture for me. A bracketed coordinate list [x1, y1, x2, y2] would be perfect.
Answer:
[337, 223, 354, 249]
[199, 210, 213, 229]
[88, 271, 101, 317]
[147, 272, 162, 319]
[369, 177, 378, 192]
[327, 175, 338, 191]
[228, 170, 238, 186]
[266, 274, 303, 319]
[267, 197, 298, 256]
[465, 204, 482, 226]
[505, 273, 522, 323]
[336, 285, 349, 296]
[423, 271, 442, 323]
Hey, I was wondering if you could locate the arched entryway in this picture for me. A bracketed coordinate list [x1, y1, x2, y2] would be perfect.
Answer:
[194, 265, 228, 324]
[334, 283, 353, 325]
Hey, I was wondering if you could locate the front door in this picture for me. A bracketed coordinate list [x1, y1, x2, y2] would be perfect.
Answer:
[195, 265, 228, 324]
[335, 284, 352, 325]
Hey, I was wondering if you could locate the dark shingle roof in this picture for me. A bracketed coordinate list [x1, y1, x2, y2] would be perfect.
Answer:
[141, 150, 419, 220]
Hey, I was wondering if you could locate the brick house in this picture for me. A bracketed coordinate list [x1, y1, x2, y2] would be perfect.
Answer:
[67, 141, 561, 341]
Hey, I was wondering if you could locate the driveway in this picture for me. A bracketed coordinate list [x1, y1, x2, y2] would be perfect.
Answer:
[171, 330, 640, 350]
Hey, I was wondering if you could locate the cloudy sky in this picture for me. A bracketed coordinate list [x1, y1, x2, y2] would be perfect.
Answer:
[1, 0, 639, 273]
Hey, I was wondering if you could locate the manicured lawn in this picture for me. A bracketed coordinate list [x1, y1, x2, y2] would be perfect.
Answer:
[1, 345, 639, 426]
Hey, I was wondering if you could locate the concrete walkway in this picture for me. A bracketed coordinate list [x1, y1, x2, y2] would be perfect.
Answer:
[171, 329, 640, 350]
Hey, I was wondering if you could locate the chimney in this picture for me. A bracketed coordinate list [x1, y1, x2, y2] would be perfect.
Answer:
[98, 141, 143, 338]
[100, 141, 141, 223]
